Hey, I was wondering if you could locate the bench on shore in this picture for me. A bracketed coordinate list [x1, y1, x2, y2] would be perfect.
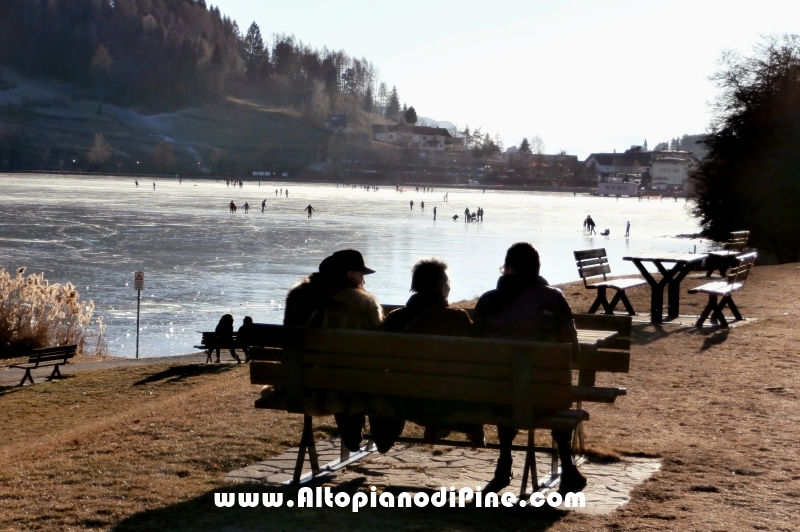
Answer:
[11, 345, 77, 386]
[378, 306, 632, 450]
[574, 248, 646, 315]
[689, 251, 757, 328]
[247, 325, 585, 496]
[194, 332, 244, 363]
[704, 230, 750, 277]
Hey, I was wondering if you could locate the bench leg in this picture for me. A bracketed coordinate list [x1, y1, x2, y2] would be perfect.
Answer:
[205, 350, 213, 364]
[519, 430, 538, 498]
[721, 296, 743, 321]
[587, 287, 611, 314]
[695, 295, 716, 327]
[573, 401, 586, 454]
[19, 369, 34, 387]
[48, 364, 64, 380]
[293, 415, 319, 483]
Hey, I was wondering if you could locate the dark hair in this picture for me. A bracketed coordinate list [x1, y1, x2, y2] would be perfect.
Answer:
[219, 313, 234, 323]
[504, 243, 540, 278]
[242, 316, 253, 325]
[411, 258, 448, 293]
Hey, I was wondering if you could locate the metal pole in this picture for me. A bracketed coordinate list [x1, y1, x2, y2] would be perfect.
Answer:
[136, 289, 140, 359]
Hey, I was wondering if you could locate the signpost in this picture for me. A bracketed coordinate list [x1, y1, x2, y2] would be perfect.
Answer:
[134, 271, 144, 358]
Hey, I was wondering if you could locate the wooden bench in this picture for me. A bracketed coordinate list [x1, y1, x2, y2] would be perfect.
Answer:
[571, 313, 631, 452]
[11, 345, 77, 386]
[689, 251, 757, 328]
[704, 230, 750, 277]
[247, 325, 586, 496]
[194, 332, 244, 363]
[380, 306, 632, 447]
[574, 248, 646, 315]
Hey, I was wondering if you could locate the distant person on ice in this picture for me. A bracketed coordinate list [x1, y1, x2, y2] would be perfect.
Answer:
[153, 182, 156, 190]
[262, 199, 266, 213]
[625, 221, 630, 237]
[285, 189, 289, 198]
[229, 201, 236, 214]
[421, 201, 425, 210]
[433, 206, 437, 220]
[410, 200, 414, 210]
[304, 204, 315, 219]
[134, 180, 139, 188]
[243, 202, 249, 214]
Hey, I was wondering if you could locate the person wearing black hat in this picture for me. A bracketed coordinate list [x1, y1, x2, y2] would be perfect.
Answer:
[281, 249, 403, 453]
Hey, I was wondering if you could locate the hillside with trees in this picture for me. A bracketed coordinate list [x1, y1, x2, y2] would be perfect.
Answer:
[0, 0, 396, 120]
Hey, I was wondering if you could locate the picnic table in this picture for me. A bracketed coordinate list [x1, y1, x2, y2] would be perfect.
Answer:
[623, 253, 708, 324]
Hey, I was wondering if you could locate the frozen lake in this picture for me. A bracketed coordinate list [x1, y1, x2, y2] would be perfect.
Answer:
[0, 174, 709, 357]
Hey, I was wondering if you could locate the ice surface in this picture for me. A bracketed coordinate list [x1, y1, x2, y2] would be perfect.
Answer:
[0, 174, 707, 357]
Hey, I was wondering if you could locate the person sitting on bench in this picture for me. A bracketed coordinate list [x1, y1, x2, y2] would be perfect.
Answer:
[283, 249, 403, 453]
[473, 242, 587, 495]
[214, 314, 240, 363]
[237, 316, 254, 362]
[384, 258, 481, 444]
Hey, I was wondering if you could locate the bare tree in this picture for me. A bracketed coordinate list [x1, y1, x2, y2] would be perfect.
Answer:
[86, 134, 114, 168]
[153, 142, 177, 173]
[91, 45, 112, 114]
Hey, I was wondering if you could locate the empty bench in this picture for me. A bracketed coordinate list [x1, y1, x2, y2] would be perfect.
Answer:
[11, 345, 77, 386]
[574, 248, 646, 315]
[705, 230, 750, 277]
[690, 251, 757, 327]
[247, 324, 586, 496]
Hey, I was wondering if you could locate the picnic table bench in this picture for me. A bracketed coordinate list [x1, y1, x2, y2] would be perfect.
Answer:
[689, 251, 757, 328]
[574, 248, 646, 315]
[11, 345, 77, 386]
[194, 332, 245, 363]
[705, 231, 750, 277]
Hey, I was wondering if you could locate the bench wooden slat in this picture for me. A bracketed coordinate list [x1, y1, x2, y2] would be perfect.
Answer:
[250, 361, 284, 385]
[572, 386, 627, 403]
[589, 278, 647, 291]
[574, 349, 630, 373]
[300, 329, 572, 368]
[303, 366, 572, 409]
[578, 263, 611, 278]
[574, 249, 608, 260]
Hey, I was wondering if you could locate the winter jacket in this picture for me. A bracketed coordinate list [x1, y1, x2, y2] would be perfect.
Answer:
[383, 293, 472, 337]
[473, 275, 578, 347]
[283, 280, 383, 331]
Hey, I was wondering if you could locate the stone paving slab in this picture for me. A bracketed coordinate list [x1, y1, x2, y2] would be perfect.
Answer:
[227, 438, 660, 515]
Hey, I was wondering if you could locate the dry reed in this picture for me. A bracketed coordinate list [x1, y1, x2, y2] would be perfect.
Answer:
[0, 267, 107, 357]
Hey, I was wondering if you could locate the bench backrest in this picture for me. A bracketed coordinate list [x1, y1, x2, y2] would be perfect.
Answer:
[724, 230, 750, 251]
[29, 345, 77, 365]
[201, 331, 238, 346]
[247, 324, 573, 429]
[727, 251, 757, 289]
[574, 248, 611, 287]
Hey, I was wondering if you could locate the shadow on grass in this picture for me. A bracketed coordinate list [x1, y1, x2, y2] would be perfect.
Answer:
[111, 482, 565, 532]
[133, 364, 236, 386]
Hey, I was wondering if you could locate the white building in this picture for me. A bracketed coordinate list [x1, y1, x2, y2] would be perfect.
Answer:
[650, 150, 692, 191]
[372, 124, 452, 151]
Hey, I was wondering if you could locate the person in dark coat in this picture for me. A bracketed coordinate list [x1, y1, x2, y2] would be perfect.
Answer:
[384, 259, 471, 336]
[237, 316, 254, 362]
[384, 259, 480, 443]
[473, 242, 586, 496]
[280, 249, 402, 454]
[213, 314, 241, 363]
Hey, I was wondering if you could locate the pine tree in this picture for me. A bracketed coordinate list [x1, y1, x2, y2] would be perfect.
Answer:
[243, 22, 267, 81]
[385, 86, 400, 119]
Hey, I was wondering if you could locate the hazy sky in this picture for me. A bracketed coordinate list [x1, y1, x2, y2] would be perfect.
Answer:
[212, 0, 797, 158]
